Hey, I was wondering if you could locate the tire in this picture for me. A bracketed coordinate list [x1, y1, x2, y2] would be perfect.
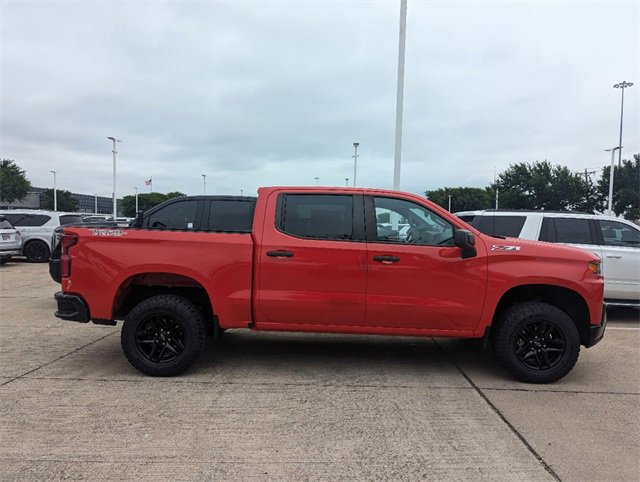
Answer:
[121, 295, 205, 377]
[0, 257, 9, 265]
[493, 301, 580, 384]
[23, 240, 50, 263]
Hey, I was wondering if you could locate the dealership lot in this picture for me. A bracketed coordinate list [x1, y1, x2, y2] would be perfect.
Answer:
[1, 261, 638, 481]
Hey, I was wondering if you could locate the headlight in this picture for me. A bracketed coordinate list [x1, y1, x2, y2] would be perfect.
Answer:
[587, 261, 602, 276]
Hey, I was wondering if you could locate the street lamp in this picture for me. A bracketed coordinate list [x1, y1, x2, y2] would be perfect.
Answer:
[202, 174, 206, 195]
[345, 178, 349, 187]
[50, 170, 57, 211]
[605, 146, 623, 215]
[352, 142, 359, 187]
[393, 0, 408, 191]
[107, 136, 122, 220]
[94, 194, 98, 214]
[314, 176, 319, 185]
[134, 187, 139, 213]
[448, 195, 452, 212]
[613, 81, 633, 166]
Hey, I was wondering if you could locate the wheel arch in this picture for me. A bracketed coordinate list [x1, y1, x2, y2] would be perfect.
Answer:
[490, 284, 591, 346]
[112, 272, 218, 333]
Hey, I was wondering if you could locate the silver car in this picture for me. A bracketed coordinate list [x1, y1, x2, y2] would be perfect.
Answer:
[0, 216, 22, 265]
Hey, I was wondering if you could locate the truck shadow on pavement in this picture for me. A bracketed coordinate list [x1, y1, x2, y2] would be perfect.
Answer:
[187, 331, 510, 384]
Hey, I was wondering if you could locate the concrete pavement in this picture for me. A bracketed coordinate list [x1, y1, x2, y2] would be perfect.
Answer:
[0, 261, 638, 481]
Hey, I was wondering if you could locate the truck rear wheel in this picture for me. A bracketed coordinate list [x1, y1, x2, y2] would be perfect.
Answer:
[121, 295, 205, 376]
[494, 301, 580, 384]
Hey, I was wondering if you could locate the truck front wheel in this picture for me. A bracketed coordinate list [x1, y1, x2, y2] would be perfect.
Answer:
[121, 295, 205, 376]
[494, 301, 580, 384]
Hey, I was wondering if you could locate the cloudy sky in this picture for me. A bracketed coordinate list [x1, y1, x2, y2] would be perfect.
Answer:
[1, 0, 638, 200]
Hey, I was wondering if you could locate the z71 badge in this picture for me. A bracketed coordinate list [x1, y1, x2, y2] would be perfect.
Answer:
[91, 229, 127, 237]
[491, 245, 520, 252]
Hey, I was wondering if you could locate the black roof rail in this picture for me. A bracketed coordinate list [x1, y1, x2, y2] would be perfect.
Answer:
[482, 209, 593, 215]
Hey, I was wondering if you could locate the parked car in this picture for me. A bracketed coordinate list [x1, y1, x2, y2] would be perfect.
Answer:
[0, 216, 22, 265]
[455, 210, 640, 306]
[0, 210, 84, 262]
[54, 187, 605, 383]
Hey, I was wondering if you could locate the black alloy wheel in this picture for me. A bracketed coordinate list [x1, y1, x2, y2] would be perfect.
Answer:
[494, 301, 580, 384]
[121, 294, 205, 376]
[514, 320, 566, 371]
[24, 240, 50, 263]
[135, 314, 186, 364]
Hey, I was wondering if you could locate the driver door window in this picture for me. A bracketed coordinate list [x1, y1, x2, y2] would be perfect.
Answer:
[373, 197, 454, 246]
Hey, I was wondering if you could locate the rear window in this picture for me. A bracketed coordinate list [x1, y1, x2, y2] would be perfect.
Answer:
[208, 200, 255, 232]
[457, 215, 476, 224]
[279, 194, 353, 240]
[476, 215, 526, 237]
[59, 215, 83, 225]
[0, 219, 13, 229]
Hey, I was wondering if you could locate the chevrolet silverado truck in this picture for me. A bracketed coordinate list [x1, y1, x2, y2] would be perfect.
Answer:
[54, 187, 606, 383]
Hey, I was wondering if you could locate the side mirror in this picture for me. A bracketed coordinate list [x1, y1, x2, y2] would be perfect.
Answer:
[454, 229, 477, 259]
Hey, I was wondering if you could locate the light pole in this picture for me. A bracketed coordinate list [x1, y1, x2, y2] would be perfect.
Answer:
[134, 187, 139, 213]
[94, 194, 98, 214]
[613, 81, 633, 166]
[107, 136, 122, 220]
[202, 174, 206, 194]
[605, 146, 623, 215]
[352, 142, 359, 187]
[314, 176, 319, 185]
[393, 0, 408, 191]
[448, 195, 452, 212]
[345, 178, 349, 187]
[50, 170, 57, 211]
[240, 189, 244, 196]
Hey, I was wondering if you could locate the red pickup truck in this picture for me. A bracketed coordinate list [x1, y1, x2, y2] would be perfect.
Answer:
[54, 187, 606, 383]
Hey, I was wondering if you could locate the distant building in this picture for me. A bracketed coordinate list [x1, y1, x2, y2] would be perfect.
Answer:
[0, 187, 122, 215]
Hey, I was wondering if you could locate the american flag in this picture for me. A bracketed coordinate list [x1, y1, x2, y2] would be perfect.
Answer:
[144, 178, 152, 186]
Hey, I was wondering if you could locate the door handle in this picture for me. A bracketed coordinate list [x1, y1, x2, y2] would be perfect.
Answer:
[373, 255, 400, 263]
[267, 250, 294, 258]
[605, 255, 622, 259]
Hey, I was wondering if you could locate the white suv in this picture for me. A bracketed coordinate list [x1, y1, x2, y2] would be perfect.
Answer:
[456, 210, 640, 306]
[0, 210, 84, 262]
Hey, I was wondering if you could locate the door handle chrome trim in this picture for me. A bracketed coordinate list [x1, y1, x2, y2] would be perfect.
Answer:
[605, 255, 622, 259]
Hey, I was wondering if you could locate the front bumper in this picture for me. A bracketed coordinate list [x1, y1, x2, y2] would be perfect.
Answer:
[54, 292, 89, 323]
[585, 305, 607, 348]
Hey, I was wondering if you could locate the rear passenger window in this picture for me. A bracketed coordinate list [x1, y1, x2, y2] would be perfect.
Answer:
[279, 195, 353, 240]
[476, 216, 526, 237]
[15, 215, 51, 227]
[598, 220, 640, 247]
[540, 218, 592, 244]
[147, 200, 198, 230]
[208, 200, 255, 232]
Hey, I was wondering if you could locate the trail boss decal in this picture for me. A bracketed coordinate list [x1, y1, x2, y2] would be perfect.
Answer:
[491, 244, 521, 252]
[91, 229, 127, 237]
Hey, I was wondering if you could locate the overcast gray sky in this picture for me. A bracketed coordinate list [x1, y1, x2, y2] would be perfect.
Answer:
[1, 0, 638, 199]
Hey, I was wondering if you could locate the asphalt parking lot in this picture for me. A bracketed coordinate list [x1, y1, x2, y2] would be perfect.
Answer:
[0, 261, 638, 481]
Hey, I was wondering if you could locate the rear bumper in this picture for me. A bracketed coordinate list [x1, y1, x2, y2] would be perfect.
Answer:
[585, 305, 607, 348]
[0, 249, 21, 258]
[54, 292, 89, 323]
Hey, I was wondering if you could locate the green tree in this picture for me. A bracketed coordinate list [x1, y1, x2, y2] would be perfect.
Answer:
[121, 192, 186, 217]
[492, 161, 597, 211]
[40, 189, 78, 212]
[0, 159, 31, 204]
[426, 187, 492, 212]
[597, 155, 639, 220]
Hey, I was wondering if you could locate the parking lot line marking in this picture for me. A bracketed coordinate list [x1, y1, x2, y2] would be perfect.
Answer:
[606, 327, 640, 330]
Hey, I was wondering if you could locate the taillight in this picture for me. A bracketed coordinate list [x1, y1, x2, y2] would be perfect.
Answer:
[61, 233, 78, 278]
[61, 233, 78, 254]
